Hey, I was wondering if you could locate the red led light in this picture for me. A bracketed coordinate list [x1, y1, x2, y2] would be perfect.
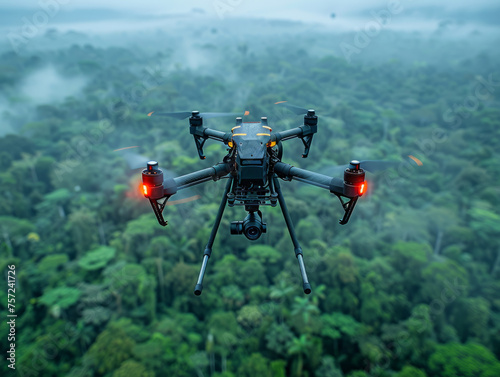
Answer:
[359, 182, 366, 195]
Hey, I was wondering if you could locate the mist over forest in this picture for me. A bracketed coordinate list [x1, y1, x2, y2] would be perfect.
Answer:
[1, 1, 500, 377]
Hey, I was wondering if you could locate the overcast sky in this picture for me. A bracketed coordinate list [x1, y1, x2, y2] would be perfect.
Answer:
[1, 0, 499, 37]
[4, 0, 500, 20]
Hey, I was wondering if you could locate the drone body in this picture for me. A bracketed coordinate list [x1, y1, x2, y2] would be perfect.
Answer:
[142, 107, 383, 295]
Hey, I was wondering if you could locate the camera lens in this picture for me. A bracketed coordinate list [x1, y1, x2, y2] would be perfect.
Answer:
[245, 226, 261, 240]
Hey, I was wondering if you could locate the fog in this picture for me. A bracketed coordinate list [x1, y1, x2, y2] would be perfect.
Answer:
[0, 0, 498, 135]
[0, 66, 87, 136]
[0, 0, 498, 63]
[20, 65, 87, 105]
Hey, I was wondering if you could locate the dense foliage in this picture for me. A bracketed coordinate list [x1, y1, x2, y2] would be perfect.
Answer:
[1, 28, 500, 377]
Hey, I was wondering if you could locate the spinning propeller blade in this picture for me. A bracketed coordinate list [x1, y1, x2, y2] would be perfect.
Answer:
[147, 111, 248, 119]
[114, 148, 201, 204]
[275, 101, 311, 115]
[323, 157, 420, 177]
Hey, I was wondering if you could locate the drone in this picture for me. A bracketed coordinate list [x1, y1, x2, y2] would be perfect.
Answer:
[142, 103, 404, 295]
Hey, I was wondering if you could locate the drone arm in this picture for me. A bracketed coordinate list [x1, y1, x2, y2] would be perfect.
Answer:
[204, 128, 231, 142]
[144, 162, 232, 227]
[273, 162, 344, 195]
[190, 124, 232, 159]
[273, 127, 304, 142]
[272, 114, 317, 158]
[164, 162, 232, 195]
[273, 162, 364, 225]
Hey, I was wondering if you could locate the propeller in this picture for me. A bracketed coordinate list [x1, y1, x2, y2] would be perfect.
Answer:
[147, 110, 249, 119]
[275, 101, 312, 115]
[115, 148, 201, 204]
[323, 157, 421, 177]
[120, 151, 152, 170]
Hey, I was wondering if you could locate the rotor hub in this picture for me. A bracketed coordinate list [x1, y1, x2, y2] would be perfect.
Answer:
[349, 160, 361, 171]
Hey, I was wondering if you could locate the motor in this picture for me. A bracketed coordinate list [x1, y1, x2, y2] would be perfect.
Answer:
[142, 161, 164, 199]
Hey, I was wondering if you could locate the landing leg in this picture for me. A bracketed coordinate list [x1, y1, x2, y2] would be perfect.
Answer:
[273, 177, 312, 294]
[194, 177, 233, 295]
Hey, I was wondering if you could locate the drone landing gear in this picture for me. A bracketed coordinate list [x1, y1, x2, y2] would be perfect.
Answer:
[194, 177, 233, 295]
[273, 177, 312, 294]
[337, 196, 359, 225]
[148, 197, 169, 226]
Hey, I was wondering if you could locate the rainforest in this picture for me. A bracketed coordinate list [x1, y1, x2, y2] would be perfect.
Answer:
[0, 3, 500, 377]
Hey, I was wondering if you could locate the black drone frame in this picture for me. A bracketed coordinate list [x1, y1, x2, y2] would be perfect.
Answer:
[142, 110, 366, 295]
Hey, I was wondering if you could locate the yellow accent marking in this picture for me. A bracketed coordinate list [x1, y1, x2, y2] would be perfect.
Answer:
[256, 133, 270, 136]
[232, 126, 241, 131]
[275, 101, 287, 104]
[268, 141, 277, 147]
[232, 133, 247, 136]
[262, 126, 272, 131]
[228, 141, 233, 148]
[148, 111, 154, 116]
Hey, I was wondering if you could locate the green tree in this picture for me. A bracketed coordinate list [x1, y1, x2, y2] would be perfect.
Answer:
[237, 353, 272, 377]
[0, 216, 35, 257]
[66, 207, 99, 256]
[398, 365, 427, 377]
[265, 322, 295, 357]
[37, 253, 69, 272]
[246, 244, 281, 264]
[321, 312, 363, 356]
[428, 343, 500, 377]
[87, 325, 136, 375]
[316, 356, 344, 377]
[78, 246, 116, 271]
[113, 360, 154, 377]
[38, 286, 82, 311]
[288, 335, 313, 377]
[291, 296, 320, 331]
[449, 297, 491, 342]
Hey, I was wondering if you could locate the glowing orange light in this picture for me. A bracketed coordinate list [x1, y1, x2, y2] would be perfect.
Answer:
[244, 110, 250, 116]
[148, 111, 154, 117]
[408, 155, 423, 166]
[142, 184, 148, 196]
[113, 146, 139, 152]
[360, 182, 366, 195]
[275, 101, 287, 104]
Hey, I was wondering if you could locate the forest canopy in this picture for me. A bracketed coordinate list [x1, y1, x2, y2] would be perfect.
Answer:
[0, 14, 500, 377]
